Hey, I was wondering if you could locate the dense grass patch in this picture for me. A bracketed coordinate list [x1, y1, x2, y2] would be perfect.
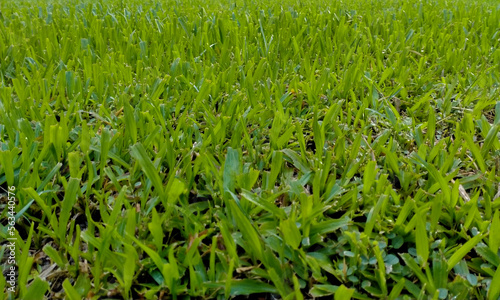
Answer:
[1, 0, 500, 299]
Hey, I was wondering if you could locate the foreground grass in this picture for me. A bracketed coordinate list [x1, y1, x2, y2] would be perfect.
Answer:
[0, 0, 499, 298]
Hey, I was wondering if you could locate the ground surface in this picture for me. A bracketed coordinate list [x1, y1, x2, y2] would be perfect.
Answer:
[0, 0, 500, 299]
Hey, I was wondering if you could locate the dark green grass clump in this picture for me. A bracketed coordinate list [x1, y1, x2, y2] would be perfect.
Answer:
[0, 0, 500, 299]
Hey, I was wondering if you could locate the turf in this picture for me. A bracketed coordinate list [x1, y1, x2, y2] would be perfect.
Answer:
[0, 0, 500, 299]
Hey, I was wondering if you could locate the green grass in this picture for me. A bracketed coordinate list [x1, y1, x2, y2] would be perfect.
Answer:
[0, 0, 500, 299]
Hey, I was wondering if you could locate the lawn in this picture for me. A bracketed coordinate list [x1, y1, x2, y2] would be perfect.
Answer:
[0, 0, 500, 299]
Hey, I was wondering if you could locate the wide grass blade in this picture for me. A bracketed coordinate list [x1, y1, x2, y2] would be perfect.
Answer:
[130, 143, 164, 197]
[447, 234, 484, 272]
